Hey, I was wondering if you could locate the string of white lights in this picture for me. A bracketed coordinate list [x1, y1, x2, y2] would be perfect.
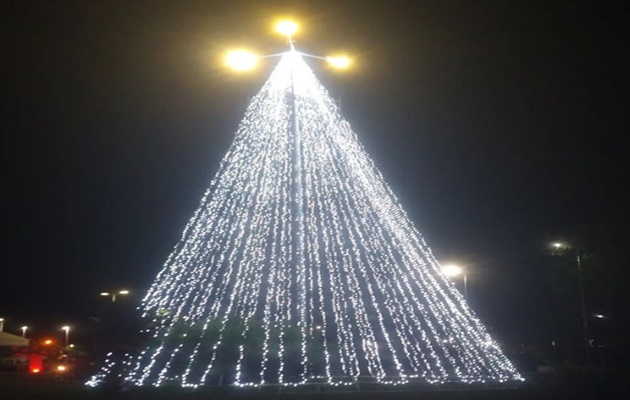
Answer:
[87, 51, 522, 388]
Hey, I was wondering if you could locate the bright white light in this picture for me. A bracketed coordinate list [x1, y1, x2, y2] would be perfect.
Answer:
[87, 51, 522, 388]
[100, 292, 110, 296]
[119, 290, 130, 295]
[61, 326, 70, 331]
[326, 55, 351, 69]
[593, 314, 605, 319]
[275, 20, 299, 37]
[552, 242, 565, 249]
[225, 50, 258, 71]
[442, 264, 463, 277]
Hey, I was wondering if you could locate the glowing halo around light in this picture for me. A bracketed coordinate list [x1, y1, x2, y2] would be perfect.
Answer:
[326, 55, 351, 69]
[225, 50, 259, 71]
[442, 264, 463, 277]
[275, 20, 299, 37]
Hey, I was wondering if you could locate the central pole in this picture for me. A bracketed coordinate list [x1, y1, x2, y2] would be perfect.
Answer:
[289, 43, 304, 303]
[288, 38, 307, 380]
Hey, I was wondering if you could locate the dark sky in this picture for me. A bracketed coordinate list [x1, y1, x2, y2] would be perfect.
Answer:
[3, 1, 629, 343]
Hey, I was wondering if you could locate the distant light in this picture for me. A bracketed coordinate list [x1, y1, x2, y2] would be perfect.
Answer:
[225, 50, 258, 71]
[56, 365, 67, 372]
[69, 344, 75, 348]
[442, 264, 463, 277]
[21, 326, 28, 330]
[593, 314, 606, 319]
[43, 339, 53, 345]
[100, 292, 110, 296]
[315, 325, 322, 330]
[275, 20, 299, 37]
[61, 325, 70, 331]
[552, 242, 565, 249]
[31, 368, 41, 374]
[326, 55, 351, 69]
[118, 290, 130, 295]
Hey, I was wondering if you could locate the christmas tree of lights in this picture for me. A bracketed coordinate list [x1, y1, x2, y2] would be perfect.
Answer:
[87, 23, 522, 388]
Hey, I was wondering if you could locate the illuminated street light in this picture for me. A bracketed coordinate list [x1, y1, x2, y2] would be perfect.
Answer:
[0, 318, 4, 332]
[61, 325, 70, 348]
[442, 264, 463, 277]
[442, 264, 468, 300]
[100, 289, 131, 302]
[550, 241, 590, 363]
[21, 326, 28, 338]
[326, 55, 351, 69]
[225, 50, 259, 71]
[275, 20, 299, 38]
[226, 19, 352, 73]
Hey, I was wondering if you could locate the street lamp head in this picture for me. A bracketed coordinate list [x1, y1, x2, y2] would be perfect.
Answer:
[442, 264, 463, 277]
[100, 292, 110, 296]
[275, 20, 299, 38]
[225, 49, 259, 71]
[551, 242, 567, 249]
[61, 325, 70, 331]
[21, 326, 28, 330]
[326, 55, 352, 69]
[118, 290, 130, 295]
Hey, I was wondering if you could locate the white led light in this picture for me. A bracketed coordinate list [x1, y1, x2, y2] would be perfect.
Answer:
[87, 52, 522, 388]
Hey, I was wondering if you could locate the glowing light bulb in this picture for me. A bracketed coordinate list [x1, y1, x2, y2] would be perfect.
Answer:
[275, 20, 299, 37]
[442, 264, 463, 277]
[326, 55, 351, 69]
[225, 50, 258, 71]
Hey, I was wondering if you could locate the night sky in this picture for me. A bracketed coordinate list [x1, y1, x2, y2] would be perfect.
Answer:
[3, 1, 629, 346]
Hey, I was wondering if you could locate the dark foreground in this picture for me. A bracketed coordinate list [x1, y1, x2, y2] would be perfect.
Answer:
[1, 369, 627, 400]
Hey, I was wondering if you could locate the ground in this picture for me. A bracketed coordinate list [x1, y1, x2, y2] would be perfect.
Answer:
[0, 367, 627, 399]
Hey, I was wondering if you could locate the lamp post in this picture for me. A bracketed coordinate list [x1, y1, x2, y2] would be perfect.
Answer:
[442, 264, 468, 300]
[100, 289, 130, 302]
[61, 325, 70, 348]
[21, 326, 28, 338]
[551, 241, 590, 363]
